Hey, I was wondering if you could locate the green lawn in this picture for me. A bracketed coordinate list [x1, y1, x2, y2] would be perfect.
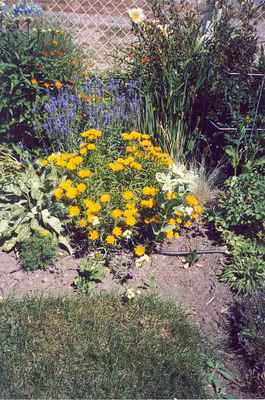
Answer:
[0, 294, 209, 399]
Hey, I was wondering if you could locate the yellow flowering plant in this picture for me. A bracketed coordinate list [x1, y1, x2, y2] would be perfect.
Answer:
[41, 128, 204, 256]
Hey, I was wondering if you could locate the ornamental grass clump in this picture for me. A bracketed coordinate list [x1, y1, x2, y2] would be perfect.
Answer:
[41, 129, 204, 256]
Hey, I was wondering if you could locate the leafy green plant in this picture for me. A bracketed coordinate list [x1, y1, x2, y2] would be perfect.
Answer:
[74, 253, 106, 290]
[18, 233, 57, 271]
[206, 357, 237, 399]
[0, 17, 85, 145]
[0, 163, 72, 253]
[229, 293, 265, 397]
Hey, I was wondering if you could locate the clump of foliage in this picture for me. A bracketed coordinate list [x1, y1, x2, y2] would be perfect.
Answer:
[0, 1, 85, 146]
[229, 293, 265, 397]
[19, 233, 57, 271]
[0, 294, 209, 398]
[74, 253, 106, 290]
[210, 172, 265, 293]
[41, 128, 204, 256]
[0, 154, 71, 253]
[126, 0, 264, 165]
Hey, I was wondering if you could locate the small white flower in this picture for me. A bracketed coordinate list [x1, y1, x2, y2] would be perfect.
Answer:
[126, 288, 135, 300]
[128, 8, 145, 24]
[185, 207, 194, 216]
[135, 254, 150, 268]
[122, 229, 132, 239]
[92, 217, 100, 226]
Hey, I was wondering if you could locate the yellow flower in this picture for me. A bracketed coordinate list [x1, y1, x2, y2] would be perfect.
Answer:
[106, 235, 116, 245]
[165, 192, 177, 200]
[54, 187, 64, 201]
[89, 202, 101, 214]
[41, 159, 48, 167]
[140, 140, 152, 147]
[112, 226, 122, 237]
[194, 204, 204, 215]
[79, 218, 87, 228]
[109, 162, 124, 172]
[185, 193, 199, 207]
[87, 143, 96, 151]
[78, 169, 92, 178]
[142, 186, 158, 196]
[68, 205, 80, 217]
[76, 183, 87, 194]
[130, 161, 142, 170]
[40, 229, 49, 237]
[55, 80, 63, 90]
[134, 245, 145, 257]
[175, 232, 181, 239]
[165, 230, 174, 239]
[79, 147, 88, 156]
[176, 217, 182, 224]
[126, 145, 137, 153]
[175, 210, 183, 217]
[184, 221, 192, 228]
[125, 215, 137, 226]
[66, 161, 77, 170]
[59, 179, 73, 190]
[111, 209, 123, 219]
[121, 132, 131, 141]
[86, 212, 97, 224]
[140, 199, 155, 209]
[122, 191, 134, 201]
[168, 218, 176, 226]
[88, 230, 99, 241]
[100, 193, 111, 203]
[65, 187, 78, 200]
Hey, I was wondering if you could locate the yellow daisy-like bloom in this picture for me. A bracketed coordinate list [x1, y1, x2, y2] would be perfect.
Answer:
[184, 221, 192, 228]
[168, 218, 176, 226]
[122, 191, 134, 201]
[89, 203, 102, 214]
[175, 210, 183, 217]
[126, 145, 137, 153]
[121, 132, 131, 141]
[100, 193, 111, 203]
[87, 143, 96, 151]
[176, 217, 182, 224]
[78, 169, 92, 179]
[66, 161, 77, 170]
[165, 230, 174, 239]
[79, 147, 88, 156]
[125, 215, 137, 226]
[175, 232, 181, 239]
[194, 204, 204, 215]
[41, 159, 48, 167]
[68, 205, 80, 217]
[55, 80, 63, 90]
[59, 179, 73, 190]
[185, 193, 200, 207]
[112, 226, 122, 237]
[111, 209, 123, 219]
[88, 230, 99, 241]
[140, 140, 152, 147]
[76, 183, 87, 194]
[86, 212, 97, 224]
[65, 187, 78, 200]
[79, 218, 87, 228]
[140, 199, 155, 209]
[109, 162, 124, 172]
[142, 186, 158, 196]
[105, 235, 116, 245]
[134, 245, 145, 257]
[165, 192, 177, 201]
[54, 187, 64, 201]
[130, 161, 142, 170]
[81, 129, 102, 139]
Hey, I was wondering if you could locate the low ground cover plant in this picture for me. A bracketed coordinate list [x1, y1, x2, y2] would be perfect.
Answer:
[0, 294, 209, 398]
[18, 233, 57, 271]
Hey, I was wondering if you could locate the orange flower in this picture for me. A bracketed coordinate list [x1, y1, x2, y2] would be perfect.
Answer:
[43, 82, 50, 89]
[31, 78, 38, 85]
[55, 80, 63, 90]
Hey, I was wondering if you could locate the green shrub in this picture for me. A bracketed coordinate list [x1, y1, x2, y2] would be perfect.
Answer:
[209, 172, 265, 294]
[230, 293, 265, 397]
[0, 294, 209, 398]
[0, 20, 85, 145]
[19, 234, 57, 271]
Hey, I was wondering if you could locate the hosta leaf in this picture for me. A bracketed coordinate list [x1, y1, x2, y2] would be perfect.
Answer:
[30, 174, 41, 200]
[46, 216, 63, 234]
[16, 225, 31, 242]
[30, 218, 43, 232]
[1, 238, 17, 252]
[41, 209, 51, 224]
[0, 220, 9, 234]
[58, 235, 73, 255]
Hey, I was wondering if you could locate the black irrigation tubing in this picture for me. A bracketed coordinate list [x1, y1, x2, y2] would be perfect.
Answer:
[155, 249, 227, 256]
